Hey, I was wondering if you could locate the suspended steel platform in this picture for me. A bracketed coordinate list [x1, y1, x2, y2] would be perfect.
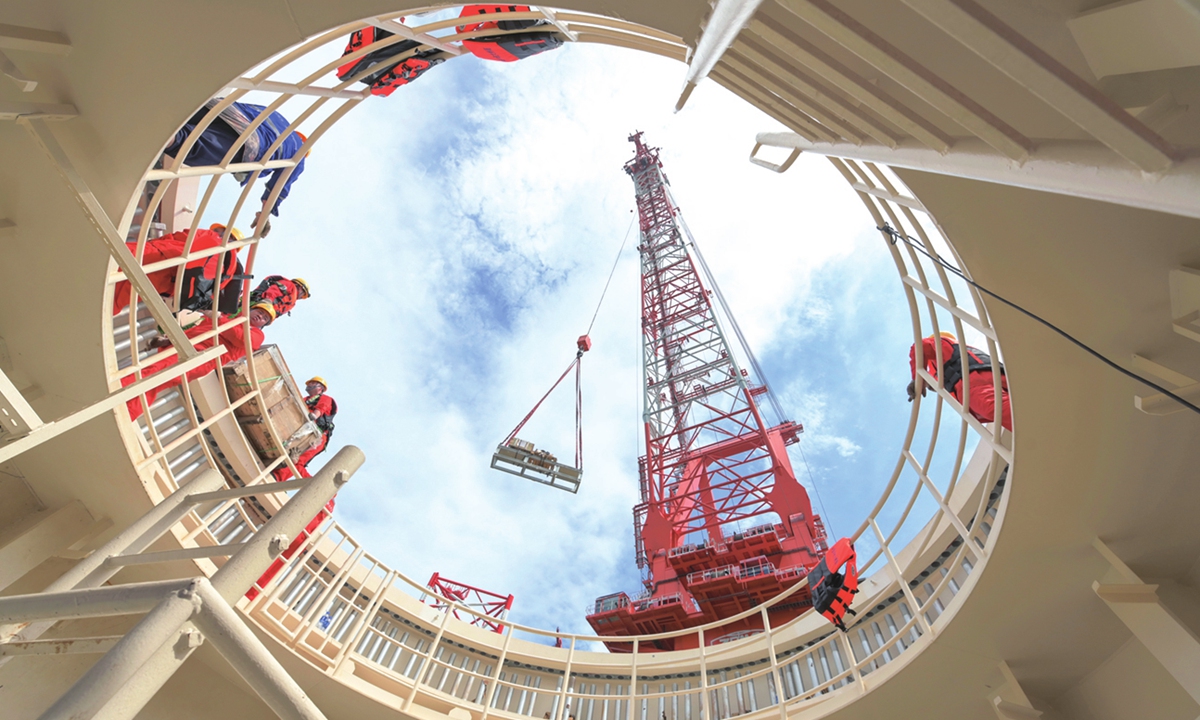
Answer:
[491, 438, 582, 494]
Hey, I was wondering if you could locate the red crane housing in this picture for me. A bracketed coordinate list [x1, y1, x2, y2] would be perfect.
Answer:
[585, 134, 828, 651]
[425, 573, 515, 633]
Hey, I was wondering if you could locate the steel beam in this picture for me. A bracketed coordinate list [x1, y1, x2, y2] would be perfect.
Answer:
[777, 0, 1030, 160]
[39, 581, 205, 720]
[0, 23, 71, 54]
[0, 636, 120, 657]
[677, 0, 768, 110]
[753, 132, 1200, 220]
[898, 0, 1175, 172]
[191, 583, 327, 720]
[94, 447, 363, 720]
[0, 501, 93, 591]
[0, 364, 43, 439]
[18, 117, 197, 357]
[0, 101, 77, 121]
[0, 469, 224, 647]
[105, 541, 251, 567]
[0, 346, 223, 465]
[0, 49, 36, 91]
[0, 579, 197, 624]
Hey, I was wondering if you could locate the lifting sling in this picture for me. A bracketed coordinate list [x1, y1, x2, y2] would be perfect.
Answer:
[489, 219, 631, 493]
[490, 336, 589, 493]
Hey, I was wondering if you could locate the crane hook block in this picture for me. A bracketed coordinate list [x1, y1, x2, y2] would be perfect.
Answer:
[577, 335, 592, 352]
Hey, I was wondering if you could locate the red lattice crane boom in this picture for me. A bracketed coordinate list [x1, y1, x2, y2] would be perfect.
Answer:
[425, 573, 515, 633]
[586, 134, 828, 651]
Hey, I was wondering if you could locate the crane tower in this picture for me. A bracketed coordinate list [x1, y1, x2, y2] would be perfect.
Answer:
[586, 134, 828, 651]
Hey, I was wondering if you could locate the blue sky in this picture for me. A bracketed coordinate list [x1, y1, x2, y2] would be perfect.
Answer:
[213, 36, 959, 639]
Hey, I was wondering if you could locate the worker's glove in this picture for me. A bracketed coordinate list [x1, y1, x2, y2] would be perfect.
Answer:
[252, 211, 273, 238]
[906, 380, 927, 402]
[147, 334, 173, 350]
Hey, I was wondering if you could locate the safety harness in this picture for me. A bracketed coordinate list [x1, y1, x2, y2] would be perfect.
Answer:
[337, 27, 446, 97]
[805, 538, 859, 632]
[179, 253, 244, 314]
[307, 394, 338, 436]
[457, 5, 564, 62]
[940, 342, 1004, 394]
[249, 275, 299, 317]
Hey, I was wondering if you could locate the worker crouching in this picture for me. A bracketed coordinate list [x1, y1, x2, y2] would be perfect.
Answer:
[249, 275, 310, 318]
[908, 332, 1011, 432]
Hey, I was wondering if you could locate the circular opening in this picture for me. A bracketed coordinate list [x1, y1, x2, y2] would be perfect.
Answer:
[103, 5, 1011, 712]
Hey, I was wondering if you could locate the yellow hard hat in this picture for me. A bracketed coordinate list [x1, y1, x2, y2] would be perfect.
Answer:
[250, 302, 276, 321]
[938, 331, 957, 341]
[306, 376, 327, 389]
[209, 223, 245, 242]
[293, 278, 310, 298]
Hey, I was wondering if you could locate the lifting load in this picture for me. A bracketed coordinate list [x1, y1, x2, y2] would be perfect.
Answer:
[491, 436, 581, 493]
[221, 345, 322, 469]
[490, 335, 590, 493]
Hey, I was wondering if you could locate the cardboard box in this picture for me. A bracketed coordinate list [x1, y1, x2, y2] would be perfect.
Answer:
[223, 345, 321, 464]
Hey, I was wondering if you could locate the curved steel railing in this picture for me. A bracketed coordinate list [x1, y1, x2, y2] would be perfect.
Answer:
[94, 7, 1012, 720]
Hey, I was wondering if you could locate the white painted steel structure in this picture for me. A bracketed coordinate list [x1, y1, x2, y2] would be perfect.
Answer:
[0, 8, 1010, 719]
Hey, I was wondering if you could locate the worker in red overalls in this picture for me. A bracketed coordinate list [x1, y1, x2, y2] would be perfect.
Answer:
[273, 376, 337, 482]
[114, 224, 244, 314]
[908, 332, 1012, 431]
[249, 275, 309, 318]
[250, 376, 338, 601]
[125, 303, 275, 421]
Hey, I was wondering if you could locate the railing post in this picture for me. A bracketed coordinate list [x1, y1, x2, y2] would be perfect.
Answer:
[627, 639, 640, 720]
[478, 620, 515, 720]
[406, 593, 456, 706]
[332, 569, 396, 673]
[554, 637, 576, 720]
[698, 628, 712, 720]
[870, 519, 933, 636]
[839, 632, 865, 695]
[760, 608, 788, 719]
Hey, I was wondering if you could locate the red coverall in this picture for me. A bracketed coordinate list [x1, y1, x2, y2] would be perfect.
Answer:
[250, 392, 337, 600]
[910, 335, 1011, 432]
[114, 230, 239, 314]
[124, 318, 263, 420]
[250, 275, 301, 318]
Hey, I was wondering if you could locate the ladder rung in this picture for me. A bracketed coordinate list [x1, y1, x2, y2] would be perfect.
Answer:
[186, 477, 312, 504]
[106, 542, 248, 567]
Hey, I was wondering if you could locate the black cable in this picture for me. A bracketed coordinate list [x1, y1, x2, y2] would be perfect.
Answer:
[587, 216, 635, 336]
[878, 223, 1200, 418]
[796, 439, 835, 539]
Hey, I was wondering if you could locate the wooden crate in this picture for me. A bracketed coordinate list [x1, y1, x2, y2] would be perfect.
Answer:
[223, 344, 321, 464]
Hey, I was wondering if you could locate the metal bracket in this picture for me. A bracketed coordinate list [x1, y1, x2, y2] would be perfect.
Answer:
[0, 365, 43, 440]
[749, 141, 801, 173]
[0, 49, 36, 91]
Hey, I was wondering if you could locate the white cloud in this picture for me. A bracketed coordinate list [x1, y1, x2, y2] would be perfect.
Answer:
[231, 39, 914, 636]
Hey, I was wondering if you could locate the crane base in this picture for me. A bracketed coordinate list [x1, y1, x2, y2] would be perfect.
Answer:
[491, 445, 581, 494]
